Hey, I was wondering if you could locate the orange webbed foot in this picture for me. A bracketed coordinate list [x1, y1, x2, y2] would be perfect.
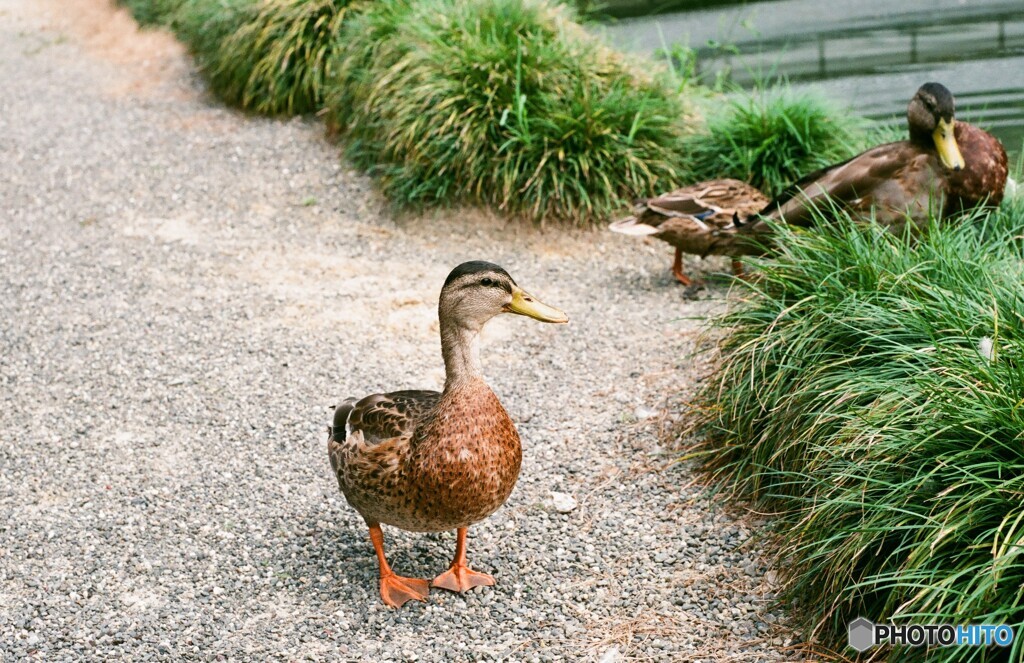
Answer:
[731, 258, 747, 279]
[380, 573, 430, 608]
[671, 247, 695, 286]
[673, 268, 695, 286]
[431, 565, 495, 593]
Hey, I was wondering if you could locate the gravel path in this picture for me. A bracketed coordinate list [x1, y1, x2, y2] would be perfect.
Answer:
[1, 2, 802, 660]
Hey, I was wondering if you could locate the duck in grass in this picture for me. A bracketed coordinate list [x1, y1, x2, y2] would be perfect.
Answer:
[612, 83, 1008, 285]
[609, 178, 769, 286]
[738, 81, 1009, 237]
[328, 261, 568, 608]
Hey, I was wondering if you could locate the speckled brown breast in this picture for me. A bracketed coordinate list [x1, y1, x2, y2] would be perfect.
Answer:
[946, 122, 1008, 215]
[329, 378, 522, 533]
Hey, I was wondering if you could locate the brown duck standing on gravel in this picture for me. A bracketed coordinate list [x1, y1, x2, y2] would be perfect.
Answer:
[328, 261, 568, 608]
[738, 82, 1008, 237]
[608, 179, 770, 285]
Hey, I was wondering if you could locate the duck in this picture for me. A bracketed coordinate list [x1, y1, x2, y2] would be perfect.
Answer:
[608, 178, 770, 285]
[738, 82, 1008, 237]
[327, 261, 568, 608]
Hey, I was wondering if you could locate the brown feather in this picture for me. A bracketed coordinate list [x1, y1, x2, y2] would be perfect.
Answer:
[329, 380, 521, 533]
[751, 143, 944, 235]
[611, 179, 769, 258]
[345, 390, 441, 445]
[947, 122, 1009, 213]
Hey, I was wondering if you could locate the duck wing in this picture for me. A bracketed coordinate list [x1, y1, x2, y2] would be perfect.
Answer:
[608, 191, 711, 236]
[753, 141, 938, 229]
[332, 390, 441, 445]
[610, 179, 768, 235]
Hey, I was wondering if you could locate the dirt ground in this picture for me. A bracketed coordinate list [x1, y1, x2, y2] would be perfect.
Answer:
[0, 1, 806, 660]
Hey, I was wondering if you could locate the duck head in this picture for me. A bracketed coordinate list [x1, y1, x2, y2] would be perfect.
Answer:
[907, 82, 965, 172]
[439, 261, 568, 332]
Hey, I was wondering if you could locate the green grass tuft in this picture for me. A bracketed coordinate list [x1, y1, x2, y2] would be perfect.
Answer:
[116, 0, 186, 27]
[684, 87, 866, 197]
[114, 0, 904, 226]
[171, 0, 258, 97]
[117, 0, 873, 226]
[326, 0, 691, 224]
[691, 199, 1024, 659]
[173, 0, 355, 115]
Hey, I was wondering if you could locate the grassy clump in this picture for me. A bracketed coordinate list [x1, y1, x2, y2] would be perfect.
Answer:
[326, 0, 690, 224]
[172, 0, 356, 115]
[684, 87, 865, 197]
[117, 0, 185, 26]
[171, 0, 258, 95]
[691, 198, 1024, 659]
[115, 0, 881, 224]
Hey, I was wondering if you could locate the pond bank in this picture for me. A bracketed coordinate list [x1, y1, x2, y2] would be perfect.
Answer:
[602, 0, 1024, 156]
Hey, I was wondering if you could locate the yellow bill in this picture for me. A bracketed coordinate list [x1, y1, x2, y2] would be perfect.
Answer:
[933, 118, 965, 171]
[504, 285, 568, 323]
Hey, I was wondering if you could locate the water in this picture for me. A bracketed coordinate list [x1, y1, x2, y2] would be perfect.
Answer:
[600, 0, 1024, 160]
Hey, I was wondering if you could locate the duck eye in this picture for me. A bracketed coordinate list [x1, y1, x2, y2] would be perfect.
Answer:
[481, 277, 494, 287]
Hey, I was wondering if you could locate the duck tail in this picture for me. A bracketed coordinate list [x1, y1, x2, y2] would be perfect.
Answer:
[328, 398, 358, 442]
[608, 215, 659, 236]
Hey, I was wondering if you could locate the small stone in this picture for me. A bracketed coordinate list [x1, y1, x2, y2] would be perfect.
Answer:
[633, 405, 659, 420]
[546, 492, 577, 513]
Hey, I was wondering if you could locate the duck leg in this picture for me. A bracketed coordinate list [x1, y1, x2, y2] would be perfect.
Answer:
[431, 527, 495, 593]
[671, 247, 693, 286]
[368, 523, 429, 608]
